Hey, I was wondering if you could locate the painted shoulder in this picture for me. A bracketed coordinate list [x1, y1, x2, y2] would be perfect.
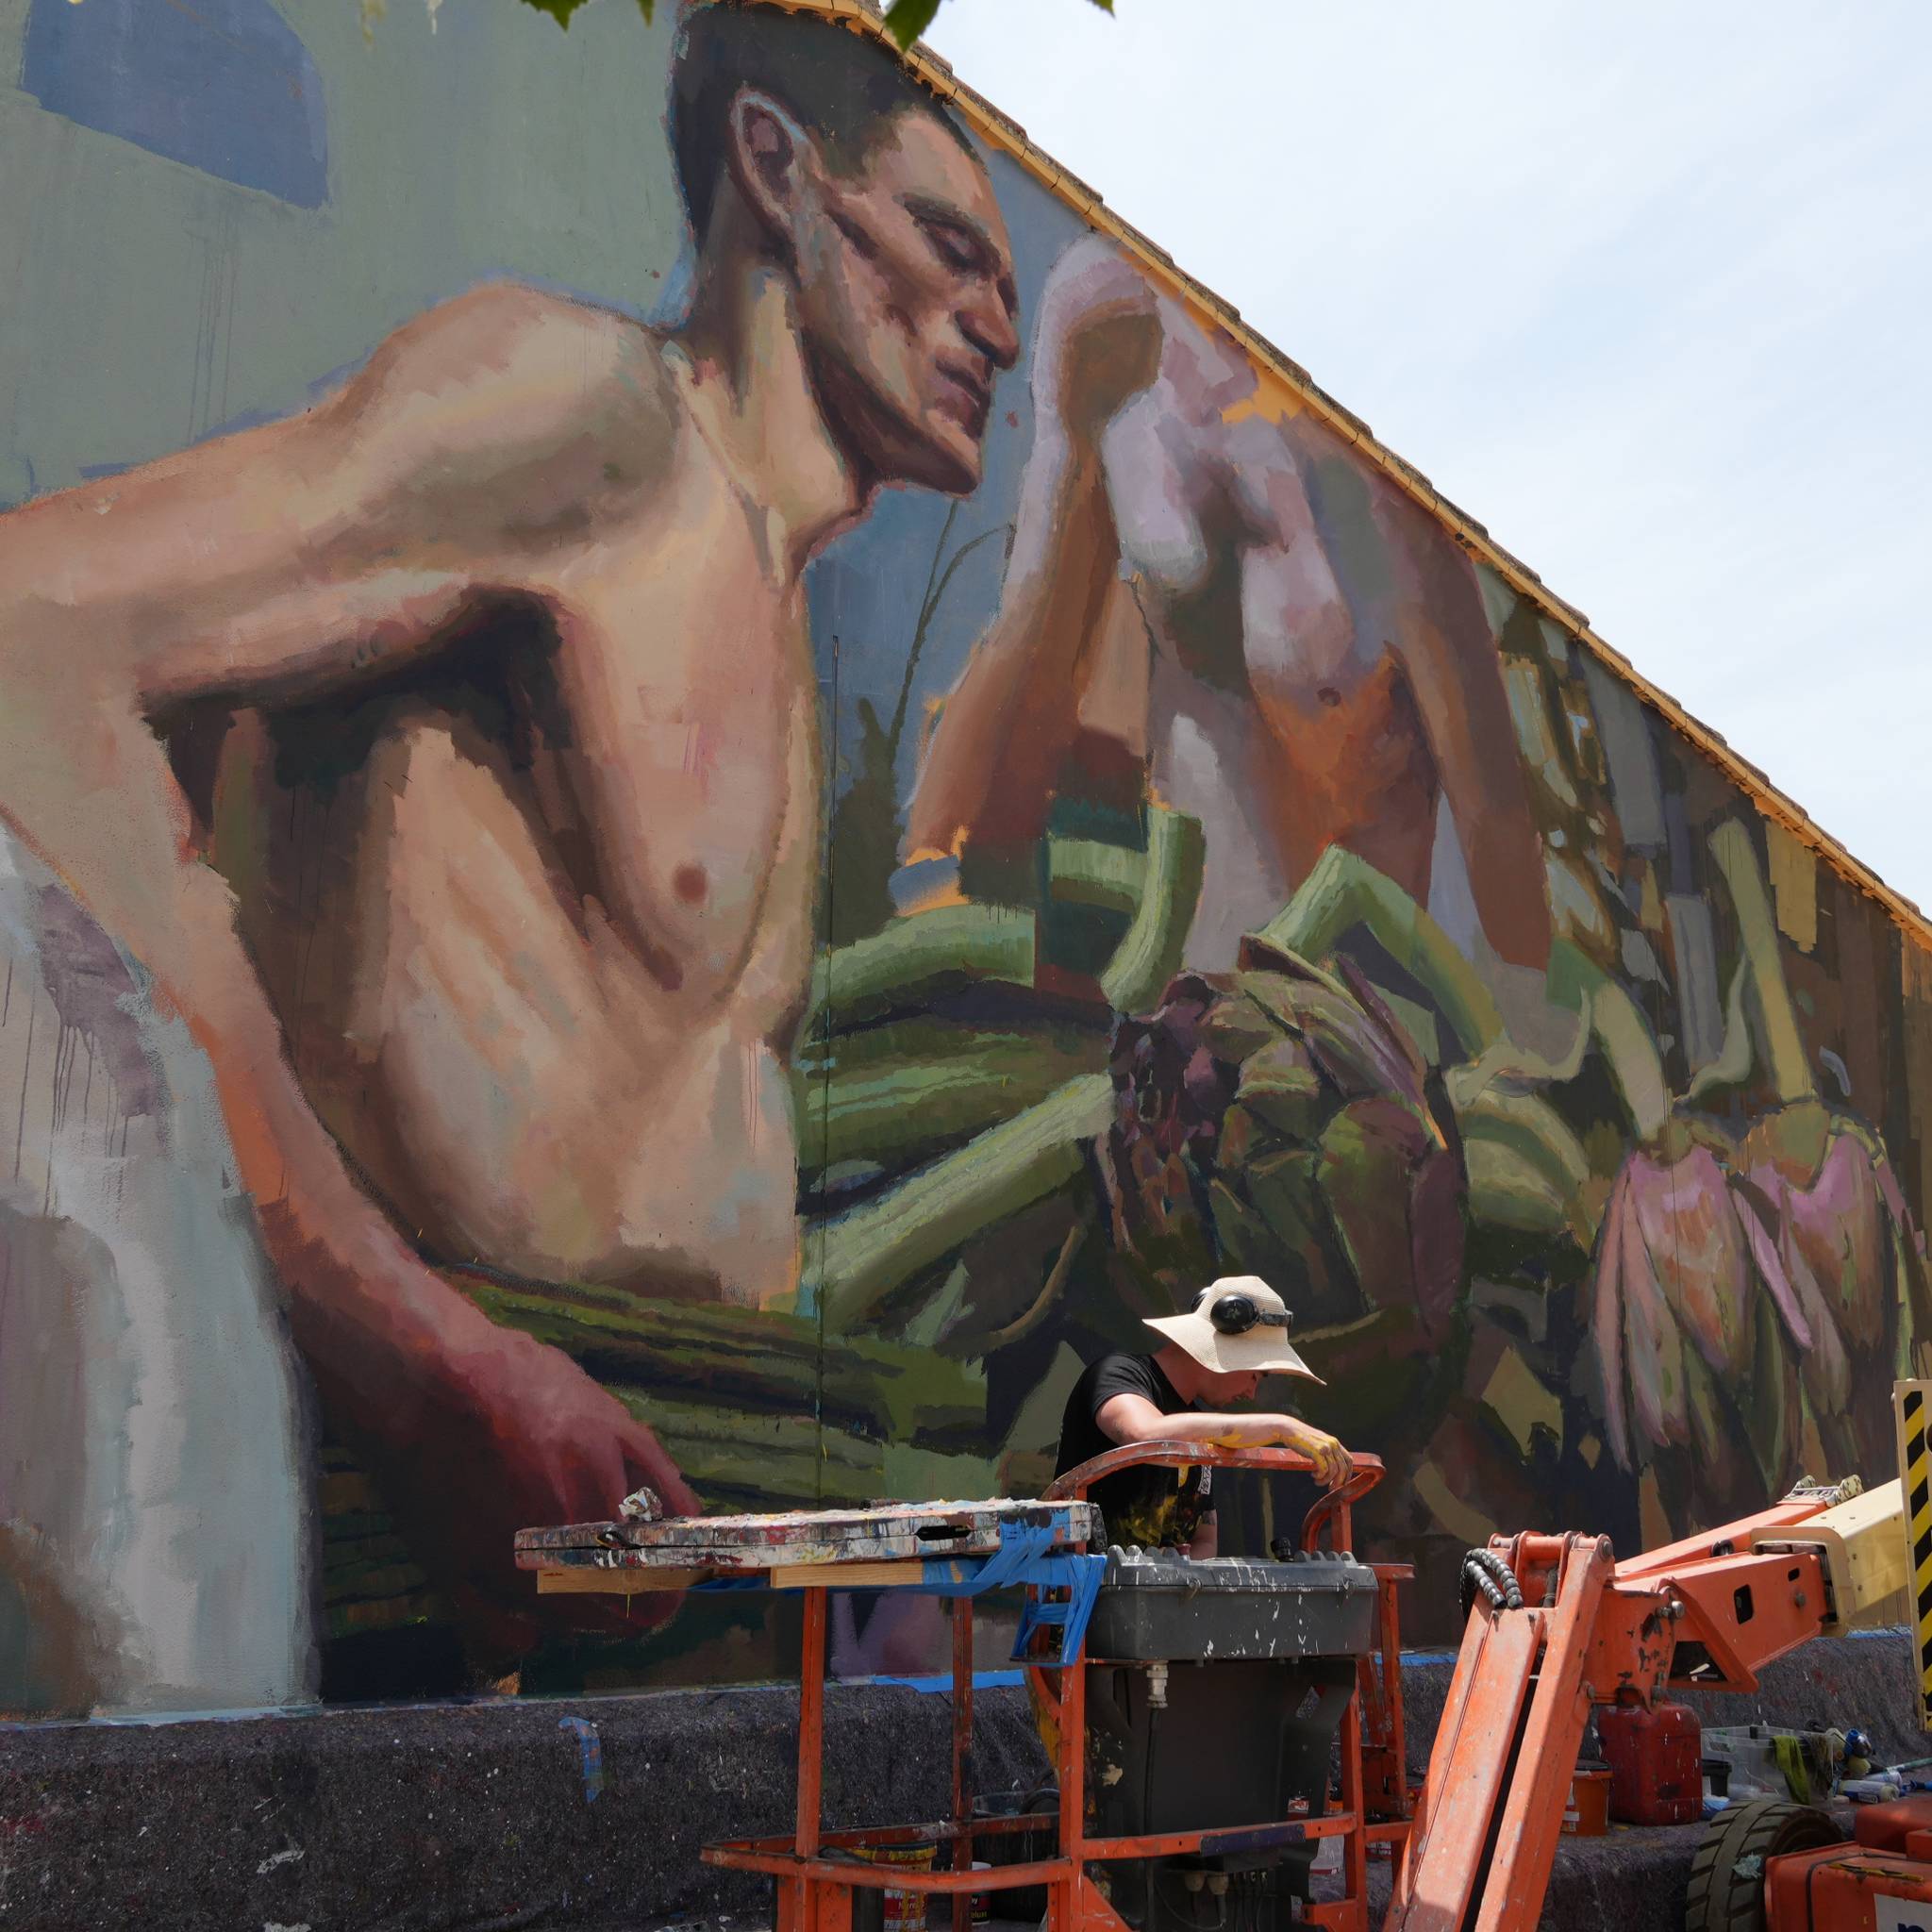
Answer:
[341, 280, 678, 475]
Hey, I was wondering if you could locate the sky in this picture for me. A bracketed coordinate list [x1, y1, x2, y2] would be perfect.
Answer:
[925, 1, 1932, 912]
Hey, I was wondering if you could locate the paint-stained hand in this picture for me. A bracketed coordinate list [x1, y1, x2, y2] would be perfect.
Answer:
[1274, 1419, 1352, 1490]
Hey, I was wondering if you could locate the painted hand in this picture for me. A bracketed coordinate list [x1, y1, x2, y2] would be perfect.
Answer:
[382, 1324, 701, 1667]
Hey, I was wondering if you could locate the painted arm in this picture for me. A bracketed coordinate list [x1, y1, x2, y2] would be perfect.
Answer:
[1385, 504, 1552, 974]
[905, 241, 1161, 859]
[0, 284, 694, 1648]
[1093, 1392, 1354, 1489]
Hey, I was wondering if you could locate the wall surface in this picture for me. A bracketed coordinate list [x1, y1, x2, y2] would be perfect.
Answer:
[2, 0, 1928, 1715]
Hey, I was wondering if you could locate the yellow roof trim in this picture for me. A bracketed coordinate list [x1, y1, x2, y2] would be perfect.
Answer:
[770, 0, 1932, 960]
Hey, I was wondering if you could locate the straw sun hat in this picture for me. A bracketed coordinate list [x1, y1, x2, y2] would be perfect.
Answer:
[1142, 1276, 1322, 1382]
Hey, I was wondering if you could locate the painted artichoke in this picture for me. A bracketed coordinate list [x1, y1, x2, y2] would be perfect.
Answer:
[1586, 1101, 1931, 1513]
[1587, 1122, 1795, 1495]
[1737, 1103, 1932, 1475]
[1097, 933, 1466, 1341]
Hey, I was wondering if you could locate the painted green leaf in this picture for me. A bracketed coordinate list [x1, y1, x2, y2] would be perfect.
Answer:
[1241, 1148, 1343, 1309]
[793, 1032, 1106, 1177]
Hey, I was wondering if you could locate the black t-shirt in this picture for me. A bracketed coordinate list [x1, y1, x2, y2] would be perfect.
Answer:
[1054, 1352, 1210, 1549]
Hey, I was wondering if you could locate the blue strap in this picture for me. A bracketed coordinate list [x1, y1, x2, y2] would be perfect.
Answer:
[1011, 1553, 1106, 1668]
[920, 1517, 1066, 1595]
[675, 1507, 1105, 1667]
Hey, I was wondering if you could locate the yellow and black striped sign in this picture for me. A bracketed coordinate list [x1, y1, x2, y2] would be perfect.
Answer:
[1895, 1380, 1932, 1727]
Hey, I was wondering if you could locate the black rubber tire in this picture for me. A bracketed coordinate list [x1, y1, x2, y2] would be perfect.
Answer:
[1685, 1797, 1845, 1932]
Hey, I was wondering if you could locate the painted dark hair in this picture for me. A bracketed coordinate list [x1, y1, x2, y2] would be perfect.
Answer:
[670, 1, 974, 238]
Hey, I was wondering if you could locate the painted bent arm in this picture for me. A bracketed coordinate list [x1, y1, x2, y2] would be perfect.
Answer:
[0, 288, 696, 1631]
[905, 243, 1161, 859]
[902, 421, 1120, 856]
[1382, 500, 1551, 974]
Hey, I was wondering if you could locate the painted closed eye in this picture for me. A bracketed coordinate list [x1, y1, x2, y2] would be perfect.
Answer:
[829, 208, 881, 263]
[918, 217, 980, 274]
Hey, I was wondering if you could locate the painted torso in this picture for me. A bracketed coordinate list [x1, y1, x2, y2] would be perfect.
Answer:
[223, 366, 815, 1306]
[1096, 297, 1440, 964]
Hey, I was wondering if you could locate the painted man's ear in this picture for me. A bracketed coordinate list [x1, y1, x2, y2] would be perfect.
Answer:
[726, 87, 814, 253]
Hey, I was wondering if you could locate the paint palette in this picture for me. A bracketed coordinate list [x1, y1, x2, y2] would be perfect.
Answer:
[515, 1496, 1102, 1574]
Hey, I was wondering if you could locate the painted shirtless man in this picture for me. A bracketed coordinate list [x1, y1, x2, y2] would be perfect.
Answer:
[0, 4, 1017, 1689]
[908, 235, 1549, 1000]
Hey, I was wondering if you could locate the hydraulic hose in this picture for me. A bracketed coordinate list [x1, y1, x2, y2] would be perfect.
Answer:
[1457, 1546, 1525, 1624]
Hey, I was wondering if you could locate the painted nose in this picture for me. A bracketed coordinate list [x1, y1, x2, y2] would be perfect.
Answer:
[960, 294, 1020, 373]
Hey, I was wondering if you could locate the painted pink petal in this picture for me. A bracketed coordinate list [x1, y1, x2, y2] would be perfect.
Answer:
[1733, 1182, 1816, 1356]
[1590, 1158, 1634, 1469]
[1772, 1131, 1886, 1352]
[1621, 1215, 1685, 1459]
[1626, 1142, 1757, 1378]
[1612, 1152, 1699, 1458]
[1740, 1159, 1852, 1410]
[1874, 1148, 1912, 1228]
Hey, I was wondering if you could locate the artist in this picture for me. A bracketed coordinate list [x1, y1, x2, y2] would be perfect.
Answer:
[1055, 1275, 1351, 1555]
[1030, 1275, 1352, 1835]
[0, 1, 1019, 1689]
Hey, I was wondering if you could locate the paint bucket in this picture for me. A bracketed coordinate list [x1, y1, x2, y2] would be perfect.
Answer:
[850, 1840, 937, 1932]
[1562, 1765, 1611, 1837]
[972, 1788, 1053, 1922]
[970, 1861, 992, 1925]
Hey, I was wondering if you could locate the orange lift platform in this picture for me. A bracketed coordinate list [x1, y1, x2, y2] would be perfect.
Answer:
[516, 1443, 1409, 1932]
[516, 1381, 1932, 1932]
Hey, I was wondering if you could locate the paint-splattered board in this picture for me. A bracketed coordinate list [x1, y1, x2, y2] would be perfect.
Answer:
[515, 1497, 1100, 1582]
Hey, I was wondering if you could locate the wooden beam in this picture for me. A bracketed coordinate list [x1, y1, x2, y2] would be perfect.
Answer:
[534, 1566, 704, 1594]
[533, 1559, 934, 1594]
[767, 1561, 925, 1591]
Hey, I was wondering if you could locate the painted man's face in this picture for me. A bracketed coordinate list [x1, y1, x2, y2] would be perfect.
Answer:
[799, 108, 1020, 496]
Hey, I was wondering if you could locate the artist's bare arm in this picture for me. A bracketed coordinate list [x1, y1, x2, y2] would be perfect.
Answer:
[905, 242, 1160, 858]
[1383, 503, 1551, 974]
[1093, 1392, 1353, 1488]
[0, 284, 694, 1639]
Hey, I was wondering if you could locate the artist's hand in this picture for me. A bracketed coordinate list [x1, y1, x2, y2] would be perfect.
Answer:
[1273, 1418, 1353, 1489]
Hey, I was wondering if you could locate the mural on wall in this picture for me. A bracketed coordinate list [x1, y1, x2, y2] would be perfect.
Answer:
[2, 0, 1929, 1713]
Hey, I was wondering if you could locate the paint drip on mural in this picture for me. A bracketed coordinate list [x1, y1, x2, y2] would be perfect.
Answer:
[2, 0, 1928, 1712]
